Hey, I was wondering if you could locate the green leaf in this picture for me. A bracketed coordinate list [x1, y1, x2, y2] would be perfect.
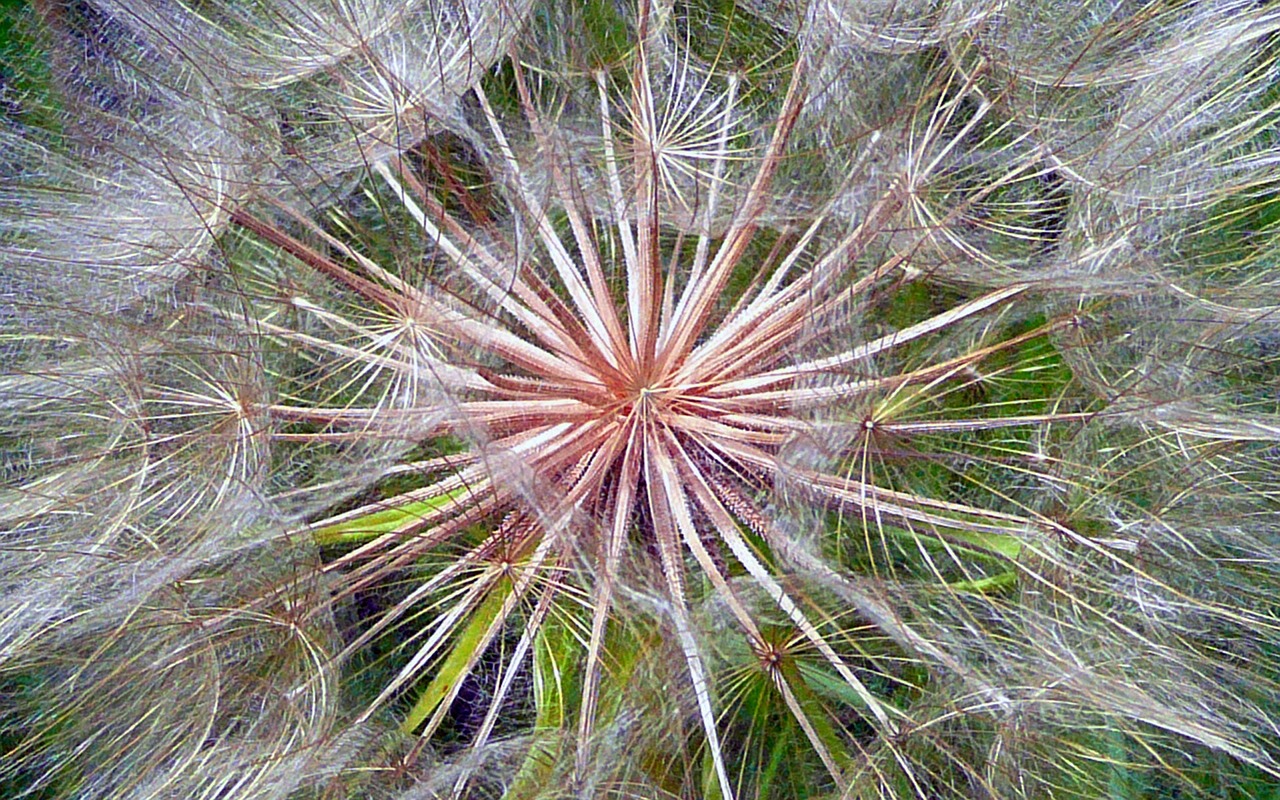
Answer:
[312, 487, 473, 545]
[401, 577, 513, 735]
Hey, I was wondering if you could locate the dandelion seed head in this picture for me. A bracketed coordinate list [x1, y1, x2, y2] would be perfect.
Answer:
[5, 0, 1280, 797]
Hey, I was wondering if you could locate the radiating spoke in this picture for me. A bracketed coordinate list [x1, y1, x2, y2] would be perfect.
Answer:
[643, 426, 737, 800]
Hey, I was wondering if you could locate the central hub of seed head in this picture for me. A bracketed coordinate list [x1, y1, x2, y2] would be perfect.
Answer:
[630, 384, 662, 417]
[610, 378, 674, 421]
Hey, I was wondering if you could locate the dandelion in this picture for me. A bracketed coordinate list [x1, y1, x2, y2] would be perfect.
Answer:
[3, 1, 1280, 798]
